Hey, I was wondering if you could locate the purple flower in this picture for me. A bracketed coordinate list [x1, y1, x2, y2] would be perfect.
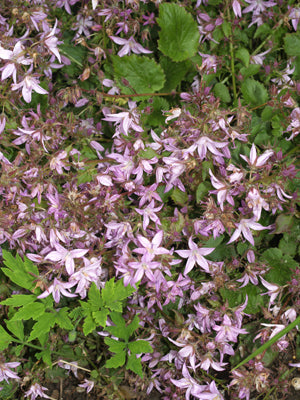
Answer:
[45, 243, 88, 275]
[110, 36, 152, 57]
[232, 0, 242, 18]
[0, 362, 20, 383]
[0, 41, 32, 83]
[78, 379, 94, 394]
[24, 383, 50, 400]
[176, 237, 214, 275]
[260, 277, 281, 305]
[246, 187, 269, 221]
[227, 218, 271, 246]
[243, 0, 277, 16]
[289, 7, 300, 31]
[37, 278, 77, 303]
[135, 200, 163, 230]
[209, 169, 234, 211]
[128, 253, 161, 283]
[188, 136, 228, 160]
[240, 143, 273, 167]
[213, 314, 248, 342]
[43, 20, 61, 63]
[11, 75, 48, 103]
[133, 230, 169, 259]
[170, 364, 206, 400]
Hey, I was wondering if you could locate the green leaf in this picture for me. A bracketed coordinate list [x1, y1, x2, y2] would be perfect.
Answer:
[157, 3, 200, 62]
[274, 214, 294, 233]
[36, 348, 52, 367]
[235, 48, 250, 67]
[0, 326, 14, 351]
[126, 353, 143, 378]
[128, 340, 153, 355]
[101, 278, 116, 305]
[261, 248, 296, 285]
[139, 147, 160, 160]
[254, 23, 271, 39]
[93, 309, 108, 327]
[279, 235, 298, 257]
[284, 33, 300, 57]
[105, 351, 126, 368]
[145, 97, 169, 127]
[113, 55, 165, 94]
[55, 308, 73, 330]
[160, 56, 190, 92]
[125, 315, 140, 338]
[240, 64, 260, 79]
[6, 319, 24, 341]
[104, 337, 127, 353]
[10, 302, 45, 322]
[0, 294, 36, 307]
[261, 106, 274, 121]
[1, 250, 38, 291]
[28, 313, 56, 341]
[171, 188, 188, 206]
[222, 21, 231, 38]
[82, 314, 96, 336]
[88, 282, 101, 311]
[241, 78, 268, 106]
[213, 83, 231, 103]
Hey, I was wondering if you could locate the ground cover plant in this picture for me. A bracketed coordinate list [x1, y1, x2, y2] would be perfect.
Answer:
[0, 0, 299, 399]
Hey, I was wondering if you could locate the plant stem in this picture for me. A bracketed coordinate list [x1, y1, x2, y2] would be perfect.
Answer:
[227, 8, 237, 101]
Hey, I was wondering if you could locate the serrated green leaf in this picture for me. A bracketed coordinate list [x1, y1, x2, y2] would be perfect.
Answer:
[6, 319, 24, 341]
[105, 351, 126, 368]
[1, 250, 37, 290]
[213, 82, 231, 103]
[128, 340, 153, 354]
[125, 315, 140, 338]
[126, 353, 143, 378]
[28, 313, 56, 341]
[104, 337, 126, 353]
[36, 348, 52, 367]
[10, 302, 45, 322]
[88, 282, 101, 311]
[0, 294, 36, 307]
[55, 308, 73, 330]
[102, 278, 115, 304]
[284, 34, 300, 57]
[241, 78, 268, 105]
[82, 314, 96, 336]
[235, 48, 250, 67]
[0, 326, 14, 351]
[171, 188, 188, 206]
[93, 309, 108, 327]
[157, 3, 199, 62]
[113, 55, 165, 95]
[24, 255, 39, 276]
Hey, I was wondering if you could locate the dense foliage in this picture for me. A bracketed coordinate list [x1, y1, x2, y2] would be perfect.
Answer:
[0, 0, 299, 399]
